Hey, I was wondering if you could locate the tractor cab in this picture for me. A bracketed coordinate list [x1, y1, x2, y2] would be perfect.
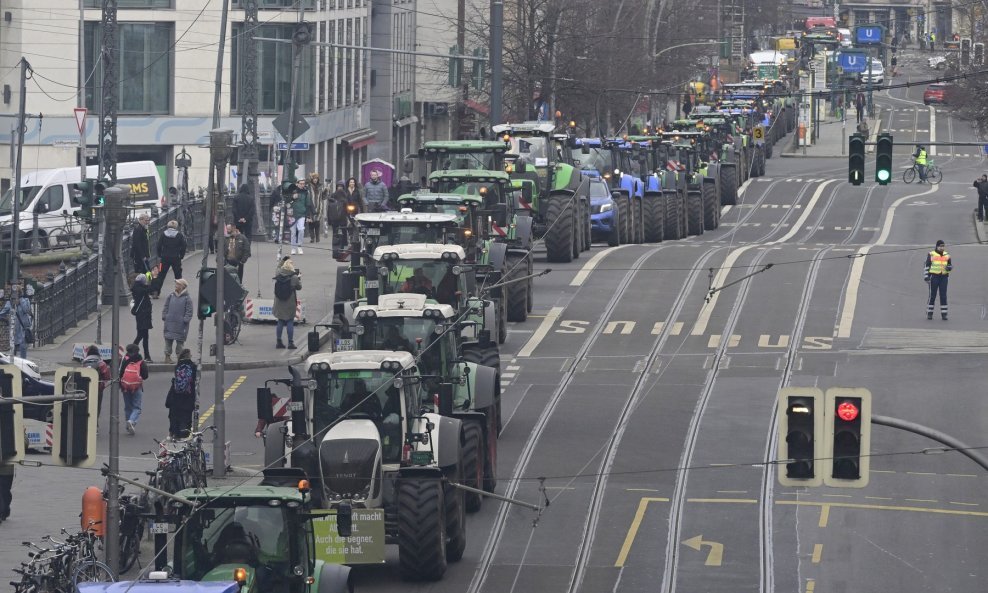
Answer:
[413, 140, 510, 176]
[352, 211, 461, 253]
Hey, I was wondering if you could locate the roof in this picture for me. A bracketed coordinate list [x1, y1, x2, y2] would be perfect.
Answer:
[421, 140, 507, 153]
[355, 212, 459, 225]
[306, 350, 416, 373]
[429, 169, 512, 183]
[373, 243, 467, 261]
[398, 192, 482, 205]
[354, 293, 457, 319]
[177, 485, 304, 503]
[492, 122, 556, 134]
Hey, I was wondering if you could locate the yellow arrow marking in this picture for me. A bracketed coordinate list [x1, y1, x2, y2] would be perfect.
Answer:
[681, 535, 724, 566]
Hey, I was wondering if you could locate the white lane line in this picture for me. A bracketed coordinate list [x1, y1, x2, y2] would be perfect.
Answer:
[768, 179, 837, 245]
[835, 183, 940, 339]
[691, 245, 756, 336]
[737, 178, 753, 197]
[518, 306, 563, 357]
[721, 205, 733, 216]
[929, 106, 937, 156]
[570, 245, 628, 286]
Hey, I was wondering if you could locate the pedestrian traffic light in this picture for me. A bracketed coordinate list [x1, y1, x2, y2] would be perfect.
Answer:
[848, 133, 866, 186]
[875, 133, 893, 185]
[51, 367, 98, 468]
[975, 42, 985, 66]
[93, 181, 106, 207]
[198, 267, 218, 319]
[961, 38, 971, 67]
[777, 387, 824, 487]
[0, 365, 25, 464]
[72, 180, 94, 220]
[823, 388, 871, 488]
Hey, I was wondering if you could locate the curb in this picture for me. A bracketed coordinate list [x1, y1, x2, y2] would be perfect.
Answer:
[974, 210, 987, 244]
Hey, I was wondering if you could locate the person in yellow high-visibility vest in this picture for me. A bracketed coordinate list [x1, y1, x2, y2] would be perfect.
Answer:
[925, 240, 952, 320]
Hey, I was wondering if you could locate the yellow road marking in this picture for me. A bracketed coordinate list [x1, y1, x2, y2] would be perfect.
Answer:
[818, 504, 830, 527]
[811, 543, 823, 563]
[806, 579, 816, 593]
[518, 306, 563, 357]
[779, 500, 988, 518]
[199, 375, 247, 425]
[615, 497, 669, 567]
[681, 534, 724, 566]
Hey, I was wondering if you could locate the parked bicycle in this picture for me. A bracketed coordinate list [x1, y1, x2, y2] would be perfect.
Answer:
[903, 160, 943, 184]
[13, 524, 114, 592]
[103, 478, 148, 574]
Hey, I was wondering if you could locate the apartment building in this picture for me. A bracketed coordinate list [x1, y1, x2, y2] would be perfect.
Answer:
[0, 0, 382, 192]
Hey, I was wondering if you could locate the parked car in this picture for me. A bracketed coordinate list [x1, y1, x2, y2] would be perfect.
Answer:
[928, 55, 947, 69]
[923, 83, 952, 105]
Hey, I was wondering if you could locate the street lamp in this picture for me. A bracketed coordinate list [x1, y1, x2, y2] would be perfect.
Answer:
[651, 40, 722, 60]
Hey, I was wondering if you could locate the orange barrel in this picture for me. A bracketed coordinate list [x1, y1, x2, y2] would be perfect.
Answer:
[81, 486, 106, 536]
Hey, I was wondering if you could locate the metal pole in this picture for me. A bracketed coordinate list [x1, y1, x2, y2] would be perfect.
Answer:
[212, 0, 230, 130]
[278, 25, 307, 262]
[9, 59, 28, 357]
[872, 414, 988, 473]
[95, 213, 105, 343]
[490, 1, 503, 127]
[867, 47, 874, 117]
[209, 129, 233, 479]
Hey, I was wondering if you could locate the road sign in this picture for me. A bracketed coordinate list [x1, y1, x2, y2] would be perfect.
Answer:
[73, 107, 87, 135]
[752, 126, 764, 141]
[276, 142, 310, 151]
[855, 25, 883, 45]
[272, 111, 310, 143]
[838, 51, 868, 73]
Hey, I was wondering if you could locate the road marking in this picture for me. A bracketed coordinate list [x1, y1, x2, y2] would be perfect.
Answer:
[865, 496, 894, 501]
[652, 321, 684, 335]
[626, 488, 661, 492]
[721, 205, 733, 215]
[907, 471, 936, 476]
[811, 543, 823, 563]
[518, 306, 563, 357]
[779, 499, 988, 518]
[707, 334, 741, 348]
[681, 535, 724, 566]
[769, 179, 836, 244]
[604, 321, 635, 335]
[737, 178, 753, 197]
[806, 580, 816, 593]
[615, 497, 670, 567]
[905, 499, 938, 503]
[818, 504, 830, 527]
[687, 498, 757, 504]
[716, 490, 748, 494]
[929, 105, 936, 156]
[949, 501, 979, 507]
[836, 183, 939, 339]
[692, 245, 757, 335]
[570, 245, 628, 286]
[199, 375, 247, 424]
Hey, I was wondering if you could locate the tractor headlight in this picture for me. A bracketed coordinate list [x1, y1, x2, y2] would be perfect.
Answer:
[378, 266, 388, 277]
[451, 265, 462, 276]
[393, 377, 404, 389]
[354, 324, 365, 335]
[441, 251, 459, 262]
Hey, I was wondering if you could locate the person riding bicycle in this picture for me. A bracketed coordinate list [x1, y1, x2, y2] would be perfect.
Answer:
[913, 144, 929, 183]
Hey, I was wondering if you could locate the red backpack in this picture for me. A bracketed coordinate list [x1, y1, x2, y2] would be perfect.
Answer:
[120, 361, 144, 393]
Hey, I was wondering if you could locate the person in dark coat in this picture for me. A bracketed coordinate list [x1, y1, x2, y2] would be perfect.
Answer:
[154, 220, 186, 296]
[329, 181, 350, 254]
[273, 257, 302, 349]
[166, 349, 197, 439]
[161, 279, 192, 364]
[345, 178, 365, 213]
[307, 172, 325, 243]
[233, 183, 255, 238]
[130, 213, 152, 275]
[974, 174, 988, 222]
[131, 274, 154, 362]
[0, 286, 32, 359]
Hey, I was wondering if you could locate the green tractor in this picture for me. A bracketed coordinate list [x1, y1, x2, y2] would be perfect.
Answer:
[686, 114, 743, 206]
[85, 474, 352, 593]
[411, 139, 510, 177]
[492, 122, 592, 263]
[658, 130, 722, 234]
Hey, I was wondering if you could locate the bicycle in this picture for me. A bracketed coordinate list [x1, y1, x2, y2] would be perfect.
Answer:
[903, 160, 943, 184]
[179, 425, 215, 488]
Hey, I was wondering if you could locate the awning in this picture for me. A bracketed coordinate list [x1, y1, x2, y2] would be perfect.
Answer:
[338, 128, 377, 150]
[464, 99, 490, 116]
[394, 115, 419, 128]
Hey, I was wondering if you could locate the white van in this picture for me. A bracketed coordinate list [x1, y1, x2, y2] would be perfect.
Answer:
[0, 161, 164, 247]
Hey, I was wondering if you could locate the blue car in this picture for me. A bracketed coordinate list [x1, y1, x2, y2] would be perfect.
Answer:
[589, 178, 620, 246]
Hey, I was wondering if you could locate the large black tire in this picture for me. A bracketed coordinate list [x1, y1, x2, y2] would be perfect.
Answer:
[483, 408, 498, 493]
[607, 207, 621, 246]
[765, 141, 774, 159]
[462, 343, 501, 373]
[702, 182, 719, 231]
[504, 254, 530, 322]
[445, 479, 466, 562]
[664, 193, 682, 240]
[462, 421, 484, 512]
[720, 166, 738, 206]
[582, 200, 592, 252]
[632, 199, 644, 243]
[642, 196, 664, 243]
[545, 193, 574, 263]
[497, 297, 507, 344]
[398, 477, 447, 581]
[616, 197, 631, 244]
[571, 200, 583, 259]
[687, 193, 704, 236]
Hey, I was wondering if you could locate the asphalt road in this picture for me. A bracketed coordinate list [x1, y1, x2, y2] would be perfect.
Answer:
[7, 57, 988, 593]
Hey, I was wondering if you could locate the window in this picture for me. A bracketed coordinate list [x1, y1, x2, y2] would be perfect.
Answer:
[231, 23, 314, 114]
[84, 0, 171, 7]
[232, 0, 315, 7]
[84, 23, 172, 114]
[36, 186, 64, 214]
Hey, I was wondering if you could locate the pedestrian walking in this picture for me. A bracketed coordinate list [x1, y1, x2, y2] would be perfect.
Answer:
[289, 179, 312, 254]
[973, 175, 988, 221]
[307, 172, 326, 243]
[130, 213, 152, 276]
[682, 95, 693, 117]
[924, 240, 952, 320]
[161, 279, 192, 364]
[0, 285, 33, 359]
[232, 183, 256, 239]
[119, 343, 149, 435]
[855, 92, 866, 124]
[153, 220, 186, 297]
[344, 178, 366, 214]
[273, 257, 301, 349]
[363, 170, 390, 211]
[225, 223, 251, 282]
[328, 181, 349, 256]
[166, 349, 197, 439]
[130, 274, 153, 362]
[81, 344, 111, 421]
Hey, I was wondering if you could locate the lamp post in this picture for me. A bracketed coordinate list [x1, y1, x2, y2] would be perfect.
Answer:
[209, 128, 234, 478]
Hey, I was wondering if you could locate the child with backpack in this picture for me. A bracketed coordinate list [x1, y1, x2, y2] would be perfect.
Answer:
[273, 257, 302, 349]
[165, 349, 197, 439]
[119, 343, 149, 435]
[81, 345, 112, 421]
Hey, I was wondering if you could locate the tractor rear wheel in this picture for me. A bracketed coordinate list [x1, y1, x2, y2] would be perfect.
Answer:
[483, 408, 498, 492]
[687, 193, 704, 236]
[461, 420, 484, 512]
[642, 196, 664, 243]
[702, 182, 720, 231]
[571, 200, 584, 259]
[632, 199, 644, 243]
[607, 207, 621, 246]
[444, 456, 466, 562]
[462, 342, 501, 371]
[720, 166, 738, 206]
[664, 193, 682, 240]
[545, 193, 574, 263]
[398, 477, 447, 581]
[505, 254, 530, 322]
[616, 197, 631, 244]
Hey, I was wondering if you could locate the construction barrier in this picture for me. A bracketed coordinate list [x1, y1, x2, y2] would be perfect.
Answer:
[244, 297, 306, 323]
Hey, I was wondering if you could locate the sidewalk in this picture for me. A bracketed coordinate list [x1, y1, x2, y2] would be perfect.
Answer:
[781, 103, 882, 158]
[26, 238, 343, 375]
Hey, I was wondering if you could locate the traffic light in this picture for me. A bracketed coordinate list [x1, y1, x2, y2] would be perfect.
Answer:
[777, 387, 824, 487]
[875, 133, 893, 185]
[72, 180, 94, 220]
[472, 48, 486, 89]
[975, 42, 985, 66]
[961, 38, 971, 67]
[848, 133, 865, 186]
[823, 388, 871, 488]
[448, 45, 463, 87]
[51, 367, 98, 468]
[198, 267, 218, 319]
[93, 181, 106, 207]
[0, 365, 25, 464]
[292, 21, 312, 46]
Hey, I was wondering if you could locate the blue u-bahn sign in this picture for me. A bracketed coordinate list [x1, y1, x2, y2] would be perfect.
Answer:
[838, 51, 869, 73]
[856, 25, 883, 45]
